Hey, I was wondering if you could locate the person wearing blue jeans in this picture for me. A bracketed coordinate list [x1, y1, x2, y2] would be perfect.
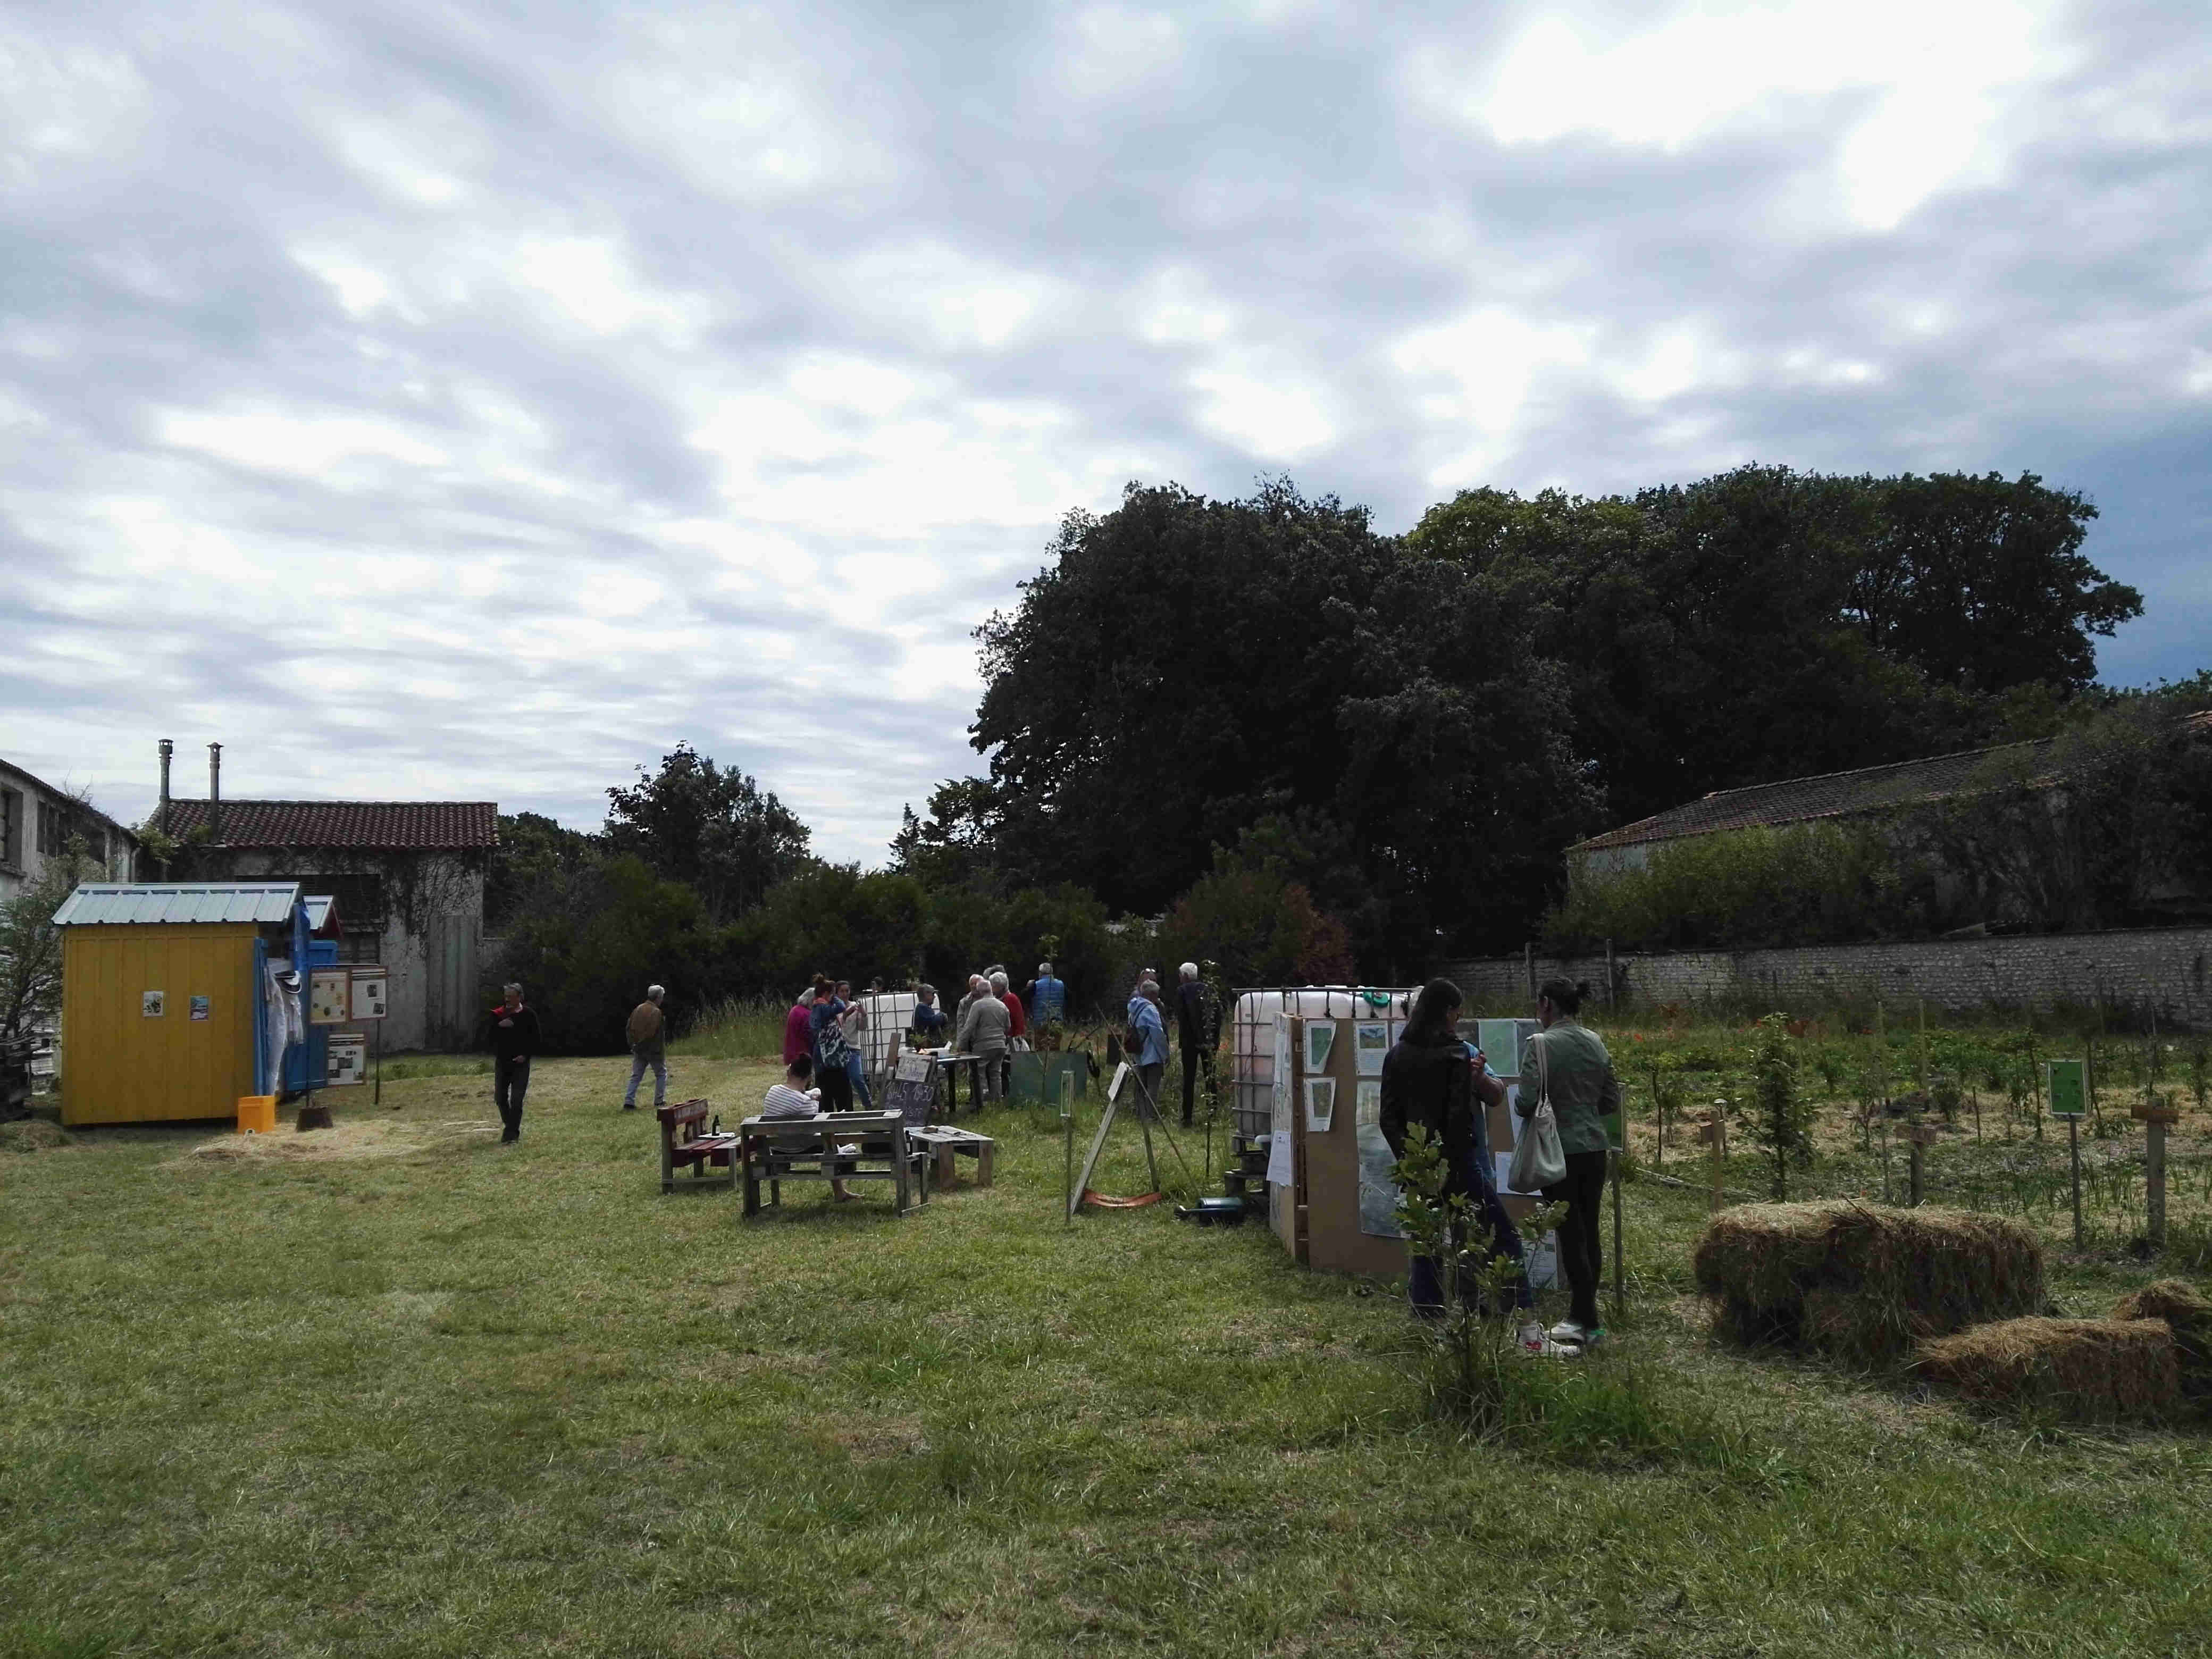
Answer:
[623, 984, 669, 1111]
[835, 983, 873, 1109]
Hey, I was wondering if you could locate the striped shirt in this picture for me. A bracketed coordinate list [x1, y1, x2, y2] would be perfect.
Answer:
[762, 1084, 820, 1119]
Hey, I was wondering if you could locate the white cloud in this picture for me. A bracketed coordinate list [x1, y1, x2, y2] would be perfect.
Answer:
[158, 410, 449, 475]
[1189, 370, 1335, 459]
[1425, 0, 2056, 227]
[4, 0, 2208, 859]
[1055, 7, 1185, 100]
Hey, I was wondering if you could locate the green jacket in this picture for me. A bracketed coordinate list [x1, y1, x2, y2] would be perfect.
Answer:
[1515, 1019, 1620, 1157]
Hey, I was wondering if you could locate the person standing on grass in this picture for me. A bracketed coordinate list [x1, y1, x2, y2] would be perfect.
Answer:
[994, 970, 1025, 1095]
[956, 975, 1011, 1105]
[836, 981, 873, 1109]
[622, 984, 668, 1112]
[1175, 961, 1212, 1128]
[955, 973, 987, 1033]
[783, 987, 816, 1068]
[1520, 976, 1621, 1350]
[763, 1053, 850, 1200]
[1126, 978, 1168, 1121]
[811, 979, 854, 1113]
[1380, 979, 1545, 1345]
[1028, 961, 1066, 1028]
[486, 981, 540, 1144]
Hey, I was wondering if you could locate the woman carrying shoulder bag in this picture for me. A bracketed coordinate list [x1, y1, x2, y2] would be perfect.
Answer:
[1518, 976, 1622, 1347]
[1381, 979, 1540, 1347]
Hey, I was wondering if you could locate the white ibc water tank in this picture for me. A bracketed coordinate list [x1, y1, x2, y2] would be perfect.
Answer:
[1228, 986, 1415, 1137]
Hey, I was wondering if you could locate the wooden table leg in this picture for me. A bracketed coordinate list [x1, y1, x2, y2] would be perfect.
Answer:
[975, 1141, 994, 1188]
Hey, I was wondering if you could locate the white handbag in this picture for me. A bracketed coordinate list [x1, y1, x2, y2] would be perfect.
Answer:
[1507, 1033, 1569, 1192]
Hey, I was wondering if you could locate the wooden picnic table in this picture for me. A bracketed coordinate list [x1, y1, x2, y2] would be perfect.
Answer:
[908, 1125, 995, 1189]
[739, 1110, 928, 1216]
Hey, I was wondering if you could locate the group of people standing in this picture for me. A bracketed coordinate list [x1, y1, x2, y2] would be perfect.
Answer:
[780, 977, 877, 1113]
[1122, 962, 1214, 1125]
[1378, 975, 1620, 1356]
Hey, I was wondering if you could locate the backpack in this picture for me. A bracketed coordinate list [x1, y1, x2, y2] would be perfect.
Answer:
[816, 1010, 850, 1068]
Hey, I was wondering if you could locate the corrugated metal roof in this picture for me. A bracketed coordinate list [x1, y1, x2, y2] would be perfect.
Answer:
[53, 882, 301, 926]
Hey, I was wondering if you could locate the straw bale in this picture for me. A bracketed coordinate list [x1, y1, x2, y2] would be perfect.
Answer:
[1694, 1200, 2042, 1363]
[2113, 1279, 2212, 1401]
[1914, 1318, 2179, 1422]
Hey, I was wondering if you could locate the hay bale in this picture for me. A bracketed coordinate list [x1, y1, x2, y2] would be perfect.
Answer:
[2113, 1279, 2212, 1401]
[1694, 1200, 2042, 1363]
[0, 1119, 73, 1154]
[1915, 1318, 2179, 1421]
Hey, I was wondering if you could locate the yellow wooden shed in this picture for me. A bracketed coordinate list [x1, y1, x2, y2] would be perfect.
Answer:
[54, 882, 302, 1126]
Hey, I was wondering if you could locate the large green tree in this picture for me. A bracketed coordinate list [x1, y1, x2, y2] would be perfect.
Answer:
[1407, 466, 2141, 833]
[605, 744, 811, 923]
[959, 479, 1596, 963]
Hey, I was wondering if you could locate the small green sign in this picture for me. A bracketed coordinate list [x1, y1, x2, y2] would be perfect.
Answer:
[2047, 1059, 2087, 1119]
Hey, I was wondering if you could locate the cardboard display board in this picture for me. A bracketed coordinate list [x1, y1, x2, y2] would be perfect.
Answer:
[1275, 1013, 1552, 1281]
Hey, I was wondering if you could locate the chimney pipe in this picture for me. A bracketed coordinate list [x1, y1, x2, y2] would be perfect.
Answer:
[157, 739, 173, 835]
[207, 742, 223, 845]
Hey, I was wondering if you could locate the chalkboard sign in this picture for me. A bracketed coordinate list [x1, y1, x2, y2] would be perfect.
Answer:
[888, 1051, 938, 1128]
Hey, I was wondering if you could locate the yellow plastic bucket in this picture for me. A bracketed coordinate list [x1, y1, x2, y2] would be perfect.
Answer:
[236, 1094, 278, 1134]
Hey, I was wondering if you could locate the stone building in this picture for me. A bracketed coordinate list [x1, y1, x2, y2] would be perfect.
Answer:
[0, 757, 139, 905]
[157, 798, 497, 1052]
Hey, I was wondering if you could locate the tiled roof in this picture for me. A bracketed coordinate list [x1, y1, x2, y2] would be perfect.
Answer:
[162, 799, 498, 851]
[1572, 740, 2064, 854]
[1575, 710, 2212, 853]
[54, 882, 300, 926]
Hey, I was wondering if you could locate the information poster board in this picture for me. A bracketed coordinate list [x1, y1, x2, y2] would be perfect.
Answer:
[325, 1033, 367, 1086]
[349, 968, 388, 1021]
[308, 969, 351, 1025]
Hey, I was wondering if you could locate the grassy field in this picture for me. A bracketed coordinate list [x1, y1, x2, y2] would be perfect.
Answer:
[4, 1024, 2211, 1657]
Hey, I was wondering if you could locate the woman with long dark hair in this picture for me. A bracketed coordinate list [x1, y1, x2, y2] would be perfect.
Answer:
[1519, 976, 1621, 1347]
[1380, 978, 1535, 1340]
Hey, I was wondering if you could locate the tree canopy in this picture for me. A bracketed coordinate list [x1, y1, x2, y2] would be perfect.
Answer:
[604, 744, 811, 924]
[915, 466, 2146, 957]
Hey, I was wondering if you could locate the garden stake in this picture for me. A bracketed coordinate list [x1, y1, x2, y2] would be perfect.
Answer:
[1908, 1132, 1923, 1207]
[2069, 1116, 2083, 1249]
[1611, 1146, 1624, 1320]
[1060, 1068, 1075, 1227]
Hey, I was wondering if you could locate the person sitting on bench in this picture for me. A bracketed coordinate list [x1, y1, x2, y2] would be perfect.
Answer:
[762, 1054, 851, 1201]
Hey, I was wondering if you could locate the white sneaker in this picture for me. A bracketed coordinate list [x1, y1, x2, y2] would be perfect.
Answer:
[1548, 1320, 1589, 1344]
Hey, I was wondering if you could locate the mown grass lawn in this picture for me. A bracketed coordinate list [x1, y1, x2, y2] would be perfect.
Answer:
[4, 1048, 2210, 1657]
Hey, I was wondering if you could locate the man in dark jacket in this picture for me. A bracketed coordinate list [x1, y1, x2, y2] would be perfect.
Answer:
[487, 982, 541, 1143]
[1174, 962, 1213, 1127]
[622, 984, 667, 1112]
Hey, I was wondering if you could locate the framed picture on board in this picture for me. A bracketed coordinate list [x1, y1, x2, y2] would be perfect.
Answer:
[1354, 1021, 1389, 1076]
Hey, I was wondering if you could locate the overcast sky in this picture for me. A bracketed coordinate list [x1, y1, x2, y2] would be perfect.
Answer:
[4, 0, 2208, 863]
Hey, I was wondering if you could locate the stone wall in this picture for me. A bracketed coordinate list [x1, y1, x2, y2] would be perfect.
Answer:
[1447, 926, 2212, 1029]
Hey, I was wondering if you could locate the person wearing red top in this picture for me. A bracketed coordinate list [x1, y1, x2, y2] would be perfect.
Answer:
[783, 988, 815, 1068]
[992, 970, 1024, 1097]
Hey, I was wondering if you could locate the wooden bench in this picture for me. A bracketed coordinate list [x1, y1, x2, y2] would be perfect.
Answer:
[657, 1099, 738, 1194]
[740, 1110, 929, 1216]
[908, 1125, 995, 1190]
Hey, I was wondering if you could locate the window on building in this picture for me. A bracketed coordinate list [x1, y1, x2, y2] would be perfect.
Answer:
[37, 800, 58, 857]
[0, 790, 20, 869]
[299, 872, 387, 965]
